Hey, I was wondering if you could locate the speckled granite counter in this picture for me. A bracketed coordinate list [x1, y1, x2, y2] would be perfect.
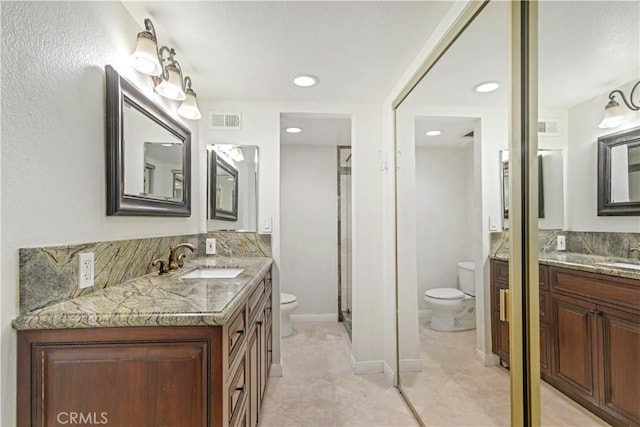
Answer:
[12, 256, 272, 330]
[490, 252, 640, 280]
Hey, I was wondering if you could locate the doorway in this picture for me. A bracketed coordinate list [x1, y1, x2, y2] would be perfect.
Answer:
[337, 146, 352, 339]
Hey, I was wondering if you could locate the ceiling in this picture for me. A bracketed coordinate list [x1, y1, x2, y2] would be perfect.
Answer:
[415, 116, 477, 148]
[403, 0, 639, 148]
[122, 1, 454, 103]
[280, 113, 351, 146]
[406, 0, 640, 110]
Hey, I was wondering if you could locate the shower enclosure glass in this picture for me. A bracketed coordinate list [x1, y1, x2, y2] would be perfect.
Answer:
[338, 146, 352, 339]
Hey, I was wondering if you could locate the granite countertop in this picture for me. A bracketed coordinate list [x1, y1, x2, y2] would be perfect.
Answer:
[490, 252, 640, 280]
[12, 256, 272, 330]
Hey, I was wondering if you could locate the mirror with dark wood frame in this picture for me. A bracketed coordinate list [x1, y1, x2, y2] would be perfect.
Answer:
[105, 65, 191, 216]
[598, 126, 640, 216]
[210, 152, 239, 221]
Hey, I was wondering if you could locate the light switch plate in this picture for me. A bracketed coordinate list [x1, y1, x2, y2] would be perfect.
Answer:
[489, 215, 501, 232]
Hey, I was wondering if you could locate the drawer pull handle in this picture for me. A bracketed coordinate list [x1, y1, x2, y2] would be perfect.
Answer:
[499, 289, 509, 322]
[590, 310, 603, 317]
[256, 320, 263, 326]
[235, 385, 245, 393]
[235, 329, 245, 336]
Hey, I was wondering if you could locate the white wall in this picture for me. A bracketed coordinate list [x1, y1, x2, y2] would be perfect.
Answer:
[280, 145, 338, 318]
[0, 3, 201, 424]
[198, 100, 385, 372]
[566, 79, 640, 232]
[415, 146, 474, 311]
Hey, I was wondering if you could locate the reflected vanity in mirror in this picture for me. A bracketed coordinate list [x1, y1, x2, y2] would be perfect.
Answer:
[207, 145, 258, 230]
[598, 126, 640, 216]
[105, 65, 191, 216]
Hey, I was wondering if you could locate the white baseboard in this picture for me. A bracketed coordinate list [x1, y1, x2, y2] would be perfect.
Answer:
[399, 358, 423, 372]
[290, 313, 337, 322]
[475, 348, 501, 366]
[269, 364, 283, 377]
[383, 361, 396, 386]
[350, 355, 384, 375]
[418, 309, 432, 321]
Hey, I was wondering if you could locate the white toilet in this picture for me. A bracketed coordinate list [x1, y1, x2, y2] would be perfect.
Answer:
[424, 262, 476, 331]
[280, 293, 298, 337]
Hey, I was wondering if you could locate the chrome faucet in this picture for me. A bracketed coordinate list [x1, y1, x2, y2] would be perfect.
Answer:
[151, 243, 197, 275]
[168, 243, 197, 271]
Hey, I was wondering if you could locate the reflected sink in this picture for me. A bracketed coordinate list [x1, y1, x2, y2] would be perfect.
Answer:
[596, 262, 640, 271]
[181, 268, 244, 279]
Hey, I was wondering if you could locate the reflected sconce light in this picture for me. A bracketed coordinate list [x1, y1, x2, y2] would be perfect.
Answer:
[130, 19, 201, 120]
[599, 80, 639, 129]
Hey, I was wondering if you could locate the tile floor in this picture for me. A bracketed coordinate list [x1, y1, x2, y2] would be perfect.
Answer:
[401, 321, 609, 426]
[260, 322, 419, 426]
[260, 321, 609, 427]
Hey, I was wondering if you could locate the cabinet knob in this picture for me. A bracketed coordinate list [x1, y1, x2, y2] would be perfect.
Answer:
[590, 310, 603, 317]
[235, 329, 245, 336]
[256, 320, 263, 326]
[235, 385, 245, 393]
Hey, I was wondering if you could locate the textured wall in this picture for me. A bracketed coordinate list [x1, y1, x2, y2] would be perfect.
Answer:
[0, 2, 201, 423]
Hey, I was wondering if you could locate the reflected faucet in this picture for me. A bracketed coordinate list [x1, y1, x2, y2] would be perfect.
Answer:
[169, 243, 197, 271]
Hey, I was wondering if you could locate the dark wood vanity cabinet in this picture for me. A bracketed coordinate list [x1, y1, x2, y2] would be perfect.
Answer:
[549, 266, 640, 426]
[490, 259, 551, 378]
[491, 259, 640, 426]
[17, 269, 273, 427]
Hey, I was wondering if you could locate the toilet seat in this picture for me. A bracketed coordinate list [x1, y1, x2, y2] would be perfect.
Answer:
[425, 288, 465, 300]
[281, 293, 297, 304]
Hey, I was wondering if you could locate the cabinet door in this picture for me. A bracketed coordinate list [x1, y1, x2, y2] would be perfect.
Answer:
[550, 293, 599, 405]
[539, 321, 551, 379]
[598, 306, 640, 425]
[34, 342, 207, 427]
[247, 325, 260, 427]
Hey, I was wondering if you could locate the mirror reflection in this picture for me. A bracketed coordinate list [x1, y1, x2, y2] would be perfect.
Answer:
[598, 126, 640, 215]
[207, 145, 258, 230]
[501, 149, 565, 229]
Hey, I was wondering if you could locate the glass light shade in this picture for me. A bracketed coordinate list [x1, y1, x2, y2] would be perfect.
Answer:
[177, 89, 202, 120]
[130, 32, 162, 76]
[155, 65, 186, 101]
[598, 100, 625, 129]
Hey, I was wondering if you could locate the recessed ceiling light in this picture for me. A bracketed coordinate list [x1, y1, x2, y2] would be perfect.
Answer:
[285, 127, 302, 133]
[474, 82, 500, 93]
[293, 75, 319, 87]
[426, 130, 442, 136]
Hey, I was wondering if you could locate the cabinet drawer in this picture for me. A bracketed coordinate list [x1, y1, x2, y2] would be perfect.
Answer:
[228, 306, 246, 366]
[550, 267, 640, 312]
[492, 260, 509, 285]
[228, 353, 247, 427]
[539, 264, 549, 290]
[248, 280, 265, 321]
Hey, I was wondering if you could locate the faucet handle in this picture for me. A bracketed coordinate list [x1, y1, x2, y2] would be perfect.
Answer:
[152, 259, 169, 275]
[631, 247, 640, 259]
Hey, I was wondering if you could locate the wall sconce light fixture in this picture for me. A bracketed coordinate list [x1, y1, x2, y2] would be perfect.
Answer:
[599, 80, 639, 129]
[131, 19, 201, 120]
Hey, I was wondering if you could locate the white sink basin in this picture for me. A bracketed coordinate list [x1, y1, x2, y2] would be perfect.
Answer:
[596, 262, 640, 271]
[181, 268, 244, 279]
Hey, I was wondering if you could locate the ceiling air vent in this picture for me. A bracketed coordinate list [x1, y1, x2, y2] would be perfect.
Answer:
[209, 111, 242, 131]
[538, 120, 559, 136]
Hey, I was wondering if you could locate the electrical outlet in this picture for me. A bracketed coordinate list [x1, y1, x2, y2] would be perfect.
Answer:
[78, 253, 94, 289]
[557, 235, 566, 251]
[206, 238, 216, 255]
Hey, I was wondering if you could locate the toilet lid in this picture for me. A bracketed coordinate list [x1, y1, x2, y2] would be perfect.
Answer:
[425, 288, 465, 300]
[281, 293, 297, 304]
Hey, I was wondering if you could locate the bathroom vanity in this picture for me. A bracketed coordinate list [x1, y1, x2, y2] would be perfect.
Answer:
[14, 257, 272, 427]
[490, 257, 640, 426]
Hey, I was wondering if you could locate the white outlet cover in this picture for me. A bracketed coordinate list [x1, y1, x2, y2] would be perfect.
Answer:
[557, 235, 566, 251]
[78, 253, 94, 289]
[206, 238, 216, 255]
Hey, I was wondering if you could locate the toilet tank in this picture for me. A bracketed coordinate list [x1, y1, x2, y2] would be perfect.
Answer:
[457, 262, 475, 296]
